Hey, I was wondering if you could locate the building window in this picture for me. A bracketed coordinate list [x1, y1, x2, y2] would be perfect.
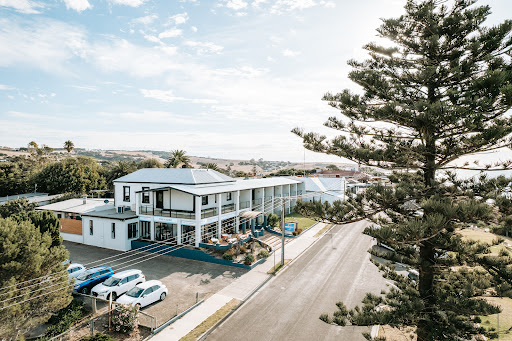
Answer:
[155, 223, 177, 242]
[123, 186, 130, 202]
[202, 196, 208, 205]
[57, 213, 62, 219]
[111, 223, 116, 239]
[156, 191, 164, 209]
[89, 220, 93, 235]
[128, 222, 138, 239]
[140, 221, 151, 239]
[142, 187, 150, 204]
[227, 192, 232, 201]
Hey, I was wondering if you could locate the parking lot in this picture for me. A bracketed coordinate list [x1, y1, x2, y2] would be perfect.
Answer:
[64, 241, 248, 326]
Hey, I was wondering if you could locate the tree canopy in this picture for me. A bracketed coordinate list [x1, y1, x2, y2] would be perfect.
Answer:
[165, 149, 192, 168]
[293, 0, 512, 340]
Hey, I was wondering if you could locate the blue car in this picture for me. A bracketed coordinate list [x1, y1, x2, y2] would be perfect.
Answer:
[73, 266, 115, 295]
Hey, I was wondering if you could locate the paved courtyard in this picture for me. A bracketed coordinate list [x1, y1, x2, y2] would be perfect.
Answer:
[64, 241, 248, 326]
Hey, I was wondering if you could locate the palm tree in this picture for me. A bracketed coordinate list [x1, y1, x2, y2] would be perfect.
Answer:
[63, 140, 74, 154]
[165, 150, 192, 168]
[201, 163, 219, 171]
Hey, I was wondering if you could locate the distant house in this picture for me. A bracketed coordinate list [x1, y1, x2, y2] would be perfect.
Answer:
[0, 192, 64, 206]
[315, 170, 371, 182]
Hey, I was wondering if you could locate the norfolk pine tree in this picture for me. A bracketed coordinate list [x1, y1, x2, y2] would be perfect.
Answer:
[293, 0, 512, 340]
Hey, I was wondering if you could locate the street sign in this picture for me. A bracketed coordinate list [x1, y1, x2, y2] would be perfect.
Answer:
[284, 222, 296, 234]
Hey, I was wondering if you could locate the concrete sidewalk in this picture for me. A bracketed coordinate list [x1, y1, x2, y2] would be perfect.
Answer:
[151, 222, 329, 341]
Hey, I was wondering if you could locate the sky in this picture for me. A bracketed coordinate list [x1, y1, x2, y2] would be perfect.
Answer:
[0, 0, 511, 164]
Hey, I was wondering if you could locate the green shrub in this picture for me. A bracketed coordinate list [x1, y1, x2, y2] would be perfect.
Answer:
[80, 333, 115, 341]
[222, 252, 233, 261]
[112, 304, 139, 334]
[258, 249, 269, 259]
[43, 299, 88, 338]
[244, 254, 255, 265]
[267, 213, 279, 227]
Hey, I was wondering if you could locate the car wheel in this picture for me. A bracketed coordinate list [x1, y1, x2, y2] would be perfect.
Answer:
[160, 292, 166, 301]
[80, 287, 89, 295]
[136, 303, 141, 310]
[111, 292, 117, 301]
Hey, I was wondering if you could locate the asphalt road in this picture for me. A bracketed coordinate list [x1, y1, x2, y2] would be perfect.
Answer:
[205, 221, 388, 341]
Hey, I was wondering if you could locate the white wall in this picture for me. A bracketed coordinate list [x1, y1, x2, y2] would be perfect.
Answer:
[82, 217, 132, 251]
[61, 232, 83, 244]
[170, 190, 194, 211]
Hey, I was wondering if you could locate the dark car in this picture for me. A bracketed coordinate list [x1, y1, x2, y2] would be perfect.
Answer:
[73, 266, 114, 295]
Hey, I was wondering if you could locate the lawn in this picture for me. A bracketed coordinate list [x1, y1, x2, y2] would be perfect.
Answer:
[479, 297, 512, 340]
[179, 299, 240, 341]
[284, 212, 317, 230]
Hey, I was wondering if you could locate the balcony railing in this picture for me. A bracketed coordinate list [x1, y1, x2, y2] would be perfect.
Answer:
[239, 201, 250, 209]
[139, 206, 218, 219]
[252, 198, 262, 207]
[221, 203, 235, 214]
[139, 206, 196, 219]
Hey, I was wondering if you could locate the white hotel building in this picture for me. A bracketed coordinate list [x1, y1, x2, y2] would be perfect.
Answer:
[41, 169, 305, 251]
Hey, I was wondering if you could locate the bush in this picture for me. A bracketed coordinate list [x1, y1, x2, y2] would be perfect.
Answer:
[80, 333, 115, 341]
[222, 252, 234, 261]
[267, 213, 279, 228]
[44, 299, 88, 337]
[297, 228, 303, 234]
[258, 249, 269, 259]
[111, 304, 139, 334]
[244, 254, 255, 265]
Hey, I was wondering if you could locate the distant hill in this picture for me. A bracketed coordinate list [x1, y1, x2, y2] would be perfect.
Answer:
[0, 147, 357, 174]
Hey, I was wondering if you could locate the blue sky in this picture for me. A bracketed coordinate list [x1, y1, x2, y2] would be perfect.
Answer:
[0, 0, 511, 163]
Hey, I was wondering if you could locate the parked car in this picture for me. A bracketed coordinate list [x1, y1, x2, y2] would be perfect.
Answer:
[91, 269, 145, 301]
[67, 263, 86, 280]
[408, 269, 419, 281]
[73, 266, 114, 295]
[116, 280, 167, 308]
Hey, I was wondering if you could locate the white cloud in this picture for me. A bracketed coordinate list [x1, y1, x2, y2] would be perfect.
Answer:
[266, 56, 275, 62]
[0, 84, 15, 90]
[0, 0, 44, 14]
[252, 0, 267, 8]
[191, 26, 198, 32]
[140, 89, 217, 104]
[62, 0, 91, 12]
[271, 0, 316, 13]
[282, 48, 300, 57]
[108, 0, 145, 7]
[169, 13, 189, 25]
[159, 28, 183, 39]
[0, 18, 88, 74]
[184, 41, 223, 55]
[144, 35, 161, 43]
[159, 46, 178, 55]
[224, 0, 247, 10]
[132, 14, 158, 26]
[87, 38, 180, 77]
[71, 85, 97, 91]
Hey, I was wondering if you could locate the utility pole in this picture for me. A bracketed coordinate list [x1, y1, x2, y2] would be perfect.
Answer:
[281, 199, 285, 266]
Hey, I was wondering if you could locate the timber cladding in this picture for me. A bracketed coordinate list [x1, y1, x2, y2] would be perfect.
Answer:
[60, 218, 83, 235]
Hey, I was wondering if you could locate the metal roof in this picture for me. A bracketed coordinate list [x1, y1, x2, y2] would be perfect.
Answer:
[113, 168, 235, 185]
[81, 208, 138, 220]
[136, 177, 302, 196]
[37, 198, 114, 214]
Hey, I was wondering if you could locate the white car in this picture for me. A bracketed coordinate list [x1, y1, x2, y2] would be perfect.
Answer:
[91, 269, 145, 301]
[116, 280, 167, 308]
[67, 263, 86, 280]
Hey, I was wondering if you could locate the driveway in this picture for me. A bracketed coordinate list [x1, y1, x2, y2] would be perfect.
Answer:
[64, 241, 247, 326]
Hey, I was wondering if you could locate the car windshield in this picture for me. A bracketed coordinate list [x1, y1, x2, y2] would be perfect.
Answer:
[76, 272, 92, 281]
[126, 287, 144, 298]
[103, 277, 121, 287]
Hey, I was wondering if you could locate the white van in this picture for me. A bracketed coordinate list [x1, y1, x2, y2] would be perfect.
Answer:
[91, 269, 145, 300]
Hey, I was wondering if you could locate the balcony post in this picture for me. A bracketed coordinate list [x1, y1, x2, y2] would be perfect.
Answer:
[235, 191, 240, 233]
[177, 220, 182, 245]
[194, 196, 201, 247]
[217, 193, 222, 238]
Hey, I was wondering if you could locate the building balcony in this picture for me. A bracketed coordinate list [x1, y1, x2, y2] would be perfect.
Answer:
[221, 203, 235, 214]
[252, 198, 262, 207]
[239, 201, 250, 209]
[139, 206, 218, 219]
